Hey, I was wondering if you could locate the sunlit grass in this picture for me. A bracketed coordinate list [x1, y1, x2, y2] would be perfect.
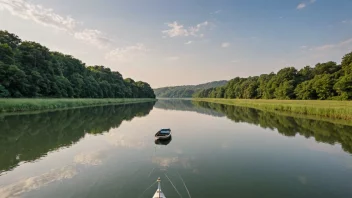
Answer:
[0, 98, 156, 113]
[192, 98, 352, 120]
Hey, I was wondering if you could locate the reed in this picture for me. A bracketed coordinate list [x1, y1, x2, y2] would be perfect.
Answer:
[192, 98, 352, 120]
[0, 98, 156, 113]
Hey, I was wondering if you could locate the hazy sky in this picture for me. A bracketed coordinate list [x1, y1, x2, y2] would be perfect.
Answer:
[1, 0, 352, 88]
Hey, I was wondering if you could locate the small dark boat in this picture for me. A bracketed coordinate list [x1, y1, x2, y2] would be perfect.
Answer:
[155, 129, 171, 140]
[154, 136, 172, 146]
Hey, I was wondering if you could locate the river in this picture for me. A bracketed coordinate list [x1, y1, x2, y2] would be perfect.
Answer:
[0, 99, 352, 198]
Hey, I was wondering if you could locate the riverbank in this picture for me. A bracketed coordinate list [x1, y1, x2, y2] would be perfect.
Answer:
[0, 98, 157, 113]
[192, 98, 352, 121]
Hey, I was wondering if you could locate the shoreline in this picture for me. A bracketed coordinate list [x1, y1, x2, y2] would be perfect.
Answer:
[0, 98, 157, 113]
[192, 98, 352, 121]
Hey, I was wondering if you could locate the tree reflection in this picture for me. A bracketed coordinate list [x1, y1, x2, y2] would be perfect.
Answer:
[154, 99, 225, 117]
[193, 101, 352, 154]
[0, 102, 155, 173]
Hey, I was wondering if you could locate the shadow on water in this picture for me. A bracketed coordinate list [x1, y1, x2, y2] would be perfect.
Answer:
[155, 99, 352, 155]
[0, 102, 155, 174]
[154, 137, 172, 146]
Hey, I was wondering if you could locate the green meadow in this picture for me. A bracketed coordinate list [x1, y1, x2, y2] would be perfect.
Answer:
[0, 98, 156, 113]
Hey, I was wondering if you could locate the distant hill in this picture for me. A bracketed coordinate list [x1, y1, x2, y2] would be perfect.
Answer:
[154, 80, 227, 98]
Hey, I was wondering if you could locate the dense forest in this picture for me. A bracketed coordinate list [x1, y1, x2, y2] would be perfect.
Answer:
[154, 80, 227, 98]
[194, 52, 352, 100]
[0, 30, 155, 98]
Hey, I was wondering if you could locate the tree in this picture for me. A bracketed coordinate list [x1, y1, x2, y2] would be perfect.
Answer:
[0, 30, 21, 49]
[295, 81, 316, 100]
[341, 52, 352, 75]
[0, 84, 9, 97]
[193, 51, 352, 101]
[334, 74, 352, 100]
[0, 44, 15, 64]
[275, 80, 295, 99]
[0, 30, 156, 99]
[314, 61, 341, 75]
[311, 74, 336, 100]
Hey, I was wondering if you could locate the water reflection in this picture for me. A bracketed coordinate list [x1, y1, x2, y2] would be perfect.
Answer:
[193, 101, 352, 154]
[0, 165, 78, 198]
[155, 137, 172, 146]
[1, 100, 352, 198]
[155, 100, 352, 155]
[154, 99, 224, 117]
[0, 102, 155, 174]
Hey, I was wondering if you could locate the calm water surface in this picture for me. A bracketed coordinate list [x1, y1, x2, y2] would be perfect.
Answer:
[1, 100, 352, 198]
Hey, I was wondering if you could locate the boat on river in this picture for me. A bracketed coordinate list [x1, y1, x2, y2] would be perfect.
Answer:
[154, 136, 172, 145]
[153, 177, 166, 198]
[155, 129, 171, 140]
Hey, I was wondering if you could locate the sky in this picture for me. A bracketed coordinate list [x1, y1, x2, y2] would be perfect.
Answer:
[1, 0, 352, 88]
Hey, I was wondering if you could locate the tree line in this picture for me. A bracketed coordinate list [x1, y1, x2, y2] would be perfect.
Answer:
[0, 30, 155, 98]
[193, 52, 352, 100]
[154, 80, 227, 98]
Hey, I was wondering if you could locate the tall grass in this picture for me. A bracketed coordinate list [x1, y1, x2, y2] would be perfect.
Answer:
[193, 98, 352, 120]
[0, 98, 156, 113]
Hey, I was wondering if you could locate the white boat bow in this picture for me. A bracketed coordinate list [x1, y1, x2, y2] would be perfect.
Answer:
[153, 177, 166, 198]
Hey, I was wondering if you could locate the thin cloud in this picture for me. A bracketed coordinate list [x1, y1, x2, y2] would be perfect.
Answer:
[0, 0, 114, 49]
[0, 166, 77, 198]
[105, 43, 148, 62]
[162, 21, 209, 38]
[162, 21, 189, 37]
[297, 0, 316, 10]
[74, 29, 113, 49]
[210, 10, 222, 15]
[184, 41, 193, 45]
[0, 0, 76, 31]
[297, 3, 306, 9]
[221, 42, 230, 48]
[189, 21, 209, 36]
[312, 38, 352, 51]
[74, 151, 107, 166]
[341, 20, 352, 24]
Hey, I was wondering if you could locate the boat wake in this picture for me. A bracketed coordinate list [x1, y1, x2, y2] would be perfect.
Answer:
[177, 172, 192, 198]
[165, 173, 183, 198]
[138, 180, 157, 198]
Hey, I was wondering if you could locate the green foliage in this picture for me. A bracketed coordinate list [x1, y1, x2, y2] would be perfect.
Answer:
[0, 98, 155, 112]
[334, 74, 352, 99]
[154, 80, 227, 98]
[0, 30, 155, 99]
[193, 52, 352, 100]
[0, 84, 9, 97]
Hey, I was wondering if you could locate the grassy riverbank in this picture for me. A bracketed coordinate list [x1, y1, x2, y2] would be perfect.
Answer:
[192, 98, 352, 120]
[0, 98, 156, 113]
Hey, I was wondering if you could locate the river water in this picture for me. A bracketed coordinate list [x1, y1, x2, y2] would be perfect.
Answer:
[1, 99, 352, 198]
